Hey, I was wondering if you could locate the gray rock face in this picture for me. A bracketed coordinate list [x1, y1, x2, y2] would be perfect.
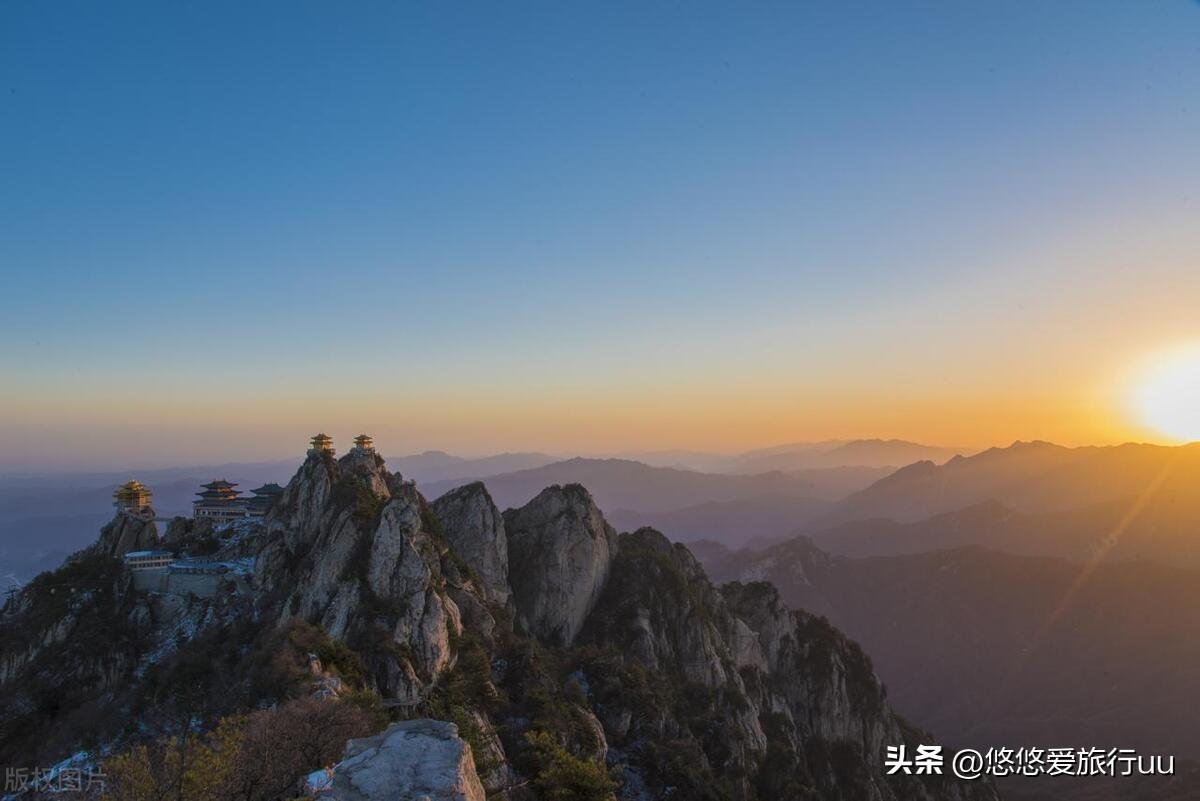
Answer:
[95, 511, 159, 557]
[579, 529, 767, 765]
[318, 720, 485, 801]
[339, 448, 393, 501]
[431, 482, 510, 606]
[266, 450, 340, 554]
[723, 580, 899, 748]
[504, 484, 618, 647]
[255, 451, 464, 702]
[579, 528, 1000, 801]
[12, 460, 994, 801]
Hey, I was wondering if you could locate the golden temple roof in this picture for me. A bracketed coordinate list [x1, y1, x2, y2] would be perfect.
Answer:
[113, 479, 152, 506]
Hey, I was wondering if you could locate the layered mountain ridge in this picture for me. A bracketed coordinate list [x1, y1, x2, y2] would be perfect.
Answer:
[0, 447, 995, 801]
[698, 535, 1200, 779]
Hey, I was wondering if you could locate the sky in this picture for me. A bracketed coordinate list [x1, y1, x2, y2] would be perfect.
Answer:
[2, 1, 1200, 470]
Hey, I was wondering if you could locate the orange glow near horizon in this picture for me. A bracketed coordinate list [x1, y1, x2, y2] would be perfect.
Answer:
[4, 334, 1198, 470]
[0, 375, 1173, 472]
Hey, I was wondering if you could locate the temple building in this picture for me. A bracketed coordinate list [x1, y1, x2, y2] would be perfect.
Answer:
[123, 550, 175, 571]
[246, 483, 284, 516]
[352, 433, 375, 452]
[113, 479, 153, 513]
[193, 479, 251, 523]
[310, 432, 334, 455]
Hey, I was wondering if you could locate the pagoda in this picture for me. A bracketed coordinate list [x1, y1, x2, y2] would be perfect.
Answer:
[113, 479, 152, 512]
[309, 432, 335, 455]
[193, 479, 250, 523]
[352, 433, 375, 452]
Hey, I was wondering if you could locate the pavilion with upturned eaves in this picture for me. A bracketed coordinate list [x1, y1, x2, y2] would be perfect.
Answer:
[113, 479, 153, 512]
[309, 432, 335, 455]
[193, 479, 251, 523]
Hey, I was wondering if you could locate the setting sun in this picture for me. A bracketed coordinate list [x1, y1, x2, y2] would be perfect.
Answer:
[1133, 344, 1200, 443]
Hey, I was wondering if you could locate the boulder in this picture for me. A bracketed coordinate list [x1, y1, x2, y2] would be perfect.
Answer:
[311, 719, 485, 801]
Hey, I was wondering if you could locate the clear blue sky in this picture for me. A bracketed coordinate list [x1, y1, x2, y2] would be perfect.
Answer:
[3, 1, 1200, 469]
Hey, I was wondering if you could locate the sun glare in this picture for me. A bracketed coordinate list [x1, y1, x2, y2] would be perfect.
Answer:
[1133, 344, 1200, 443]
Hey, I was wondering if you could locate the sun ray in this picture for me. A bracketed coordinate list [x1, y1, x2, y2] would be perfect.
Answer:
[987, 449, 1182, 716]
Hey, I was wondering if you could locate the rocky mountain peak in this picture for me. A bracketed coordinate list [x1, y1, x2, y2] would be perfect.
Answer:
[430, 481, 510, 606]
[503, 483, 618, 647]
[94, 510, 159, 557]
[578, 526, 996, 801]
[339, 447, 394, 500]
[252, 449, 469, 703]
[4, 454, 995, 801]
[267, 448, 341, 548]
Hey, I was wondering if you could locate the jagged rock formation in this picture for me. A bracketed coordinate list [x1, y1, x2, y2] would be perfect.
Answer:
[504, 484, 618, 647]
[1, 447, 995, 801]
[254, 448, 466, 703]
[577, 529, 994, 801]
[431, 482, 511, 606]
[340, 445, 395, 499]
[94, 510, 159, 556]
[314, 720, 486, 801]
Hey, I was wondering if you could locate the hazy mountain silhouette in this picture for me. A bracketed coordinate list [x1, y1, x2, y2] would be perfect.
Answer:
[820, 440, 1200, 526]
[700, 537, 1200, 764]
[621, 438, 962, 473]
[419, 457, 890, 515]
[726, 438, 963, 473]
[607, 493, 834, 547]
[804, 493, 1200, 568]
[388, 450, 556, 483]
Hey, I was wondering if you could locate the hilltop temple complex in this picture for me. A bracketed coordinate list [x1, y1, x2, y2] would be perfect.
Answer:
[193, 479, 244, 523]
[112, 479, 155, 520]
[192, 479, 285, 522]
[114, 433, 376, 529]
[110, 433, 383, 596]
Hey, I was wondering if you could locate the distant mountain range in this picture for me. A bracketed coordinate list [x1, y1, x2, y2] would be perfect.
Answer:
[699, 536, 1200, 766]
[1, 446, 995, 801]
[7, 437, 1200, 799]
[418, 457, 891, 515]
[0, 445, 898, 583]
[817, 440, 1200, 526]
[10, 438, 1200, 584]
[623, 438, 965, 473]
[685, 441, 1200, 799]
[607, 494, 833, 548]
[807, 494, 1200, 568]
[721, 438, 965, 473]
[387, 450, 557, 483]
